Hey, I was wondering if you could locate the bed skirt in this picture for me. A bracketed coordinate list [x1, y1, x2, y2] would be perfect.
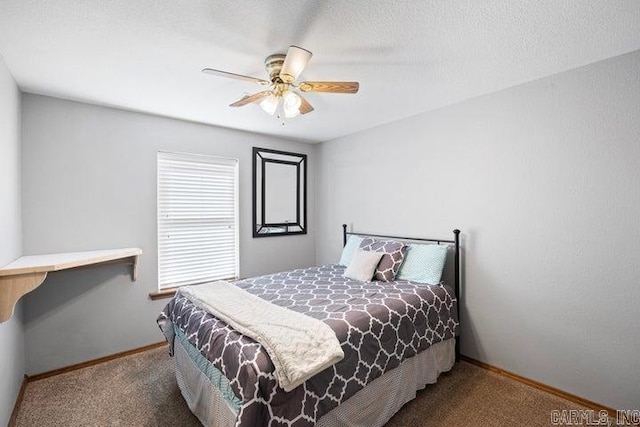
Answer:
[173, 337, 456, 427]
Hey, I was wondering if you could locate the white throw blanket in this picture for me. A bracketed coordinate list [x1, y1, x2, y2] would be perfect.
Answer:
[180, 281, 345, 392]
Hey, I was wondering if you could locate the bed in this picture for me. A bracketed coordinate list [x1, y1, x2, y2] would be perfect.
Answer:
[157, 225, 461, 427]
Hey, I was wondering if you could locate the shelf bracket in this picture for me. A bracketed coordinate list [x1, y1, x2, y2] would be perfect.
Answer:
[131, 255, 138, 281]
[0, 272, 48, 322]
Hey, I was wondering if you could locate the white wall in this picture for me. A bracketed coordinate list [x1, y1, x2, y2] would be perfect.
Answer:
[0, 55, 24, 426]
[20, 95, 316, 375]
[316, 50, 640, 410]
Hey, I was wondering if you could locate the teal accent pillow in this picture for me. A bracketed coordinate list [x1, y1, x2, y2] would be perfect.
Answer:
[397, 243, 449, 284]
[339, 236, 364, 266]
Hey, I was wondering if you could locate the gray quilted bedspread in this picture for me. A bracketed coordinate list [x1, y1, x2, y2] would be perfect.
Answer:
[157, 264, 458, 427]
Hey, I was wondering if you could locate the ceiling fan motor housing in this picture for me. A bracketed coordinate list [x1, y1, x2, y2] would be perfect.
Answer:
[264, 54, 286, 82]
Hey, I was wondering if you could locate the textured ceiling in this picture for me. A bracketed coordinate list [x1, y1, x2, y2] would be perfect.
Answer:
[1, 1, 639, 143]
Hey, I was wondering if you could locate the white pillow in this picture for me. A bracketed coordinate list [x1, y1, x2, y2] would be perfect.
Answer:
[344, 249, 384, 282]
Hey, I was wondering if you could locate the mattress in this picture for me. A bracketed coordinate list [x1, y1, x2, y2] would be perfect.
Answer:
[158, 264, 458, 426]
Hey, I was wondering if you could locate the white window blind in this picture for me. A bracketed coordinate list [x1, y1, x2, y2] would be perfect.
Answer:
[157, 152, 239, 290]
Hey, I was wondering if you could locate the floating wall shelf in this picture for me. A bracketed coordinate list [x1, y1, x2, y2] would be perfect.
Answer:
[0, 248, 142, 323]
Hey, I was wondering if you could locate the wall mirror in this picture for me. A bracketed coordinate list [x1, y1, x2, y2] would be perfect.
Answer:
[253, 147, 307, 237]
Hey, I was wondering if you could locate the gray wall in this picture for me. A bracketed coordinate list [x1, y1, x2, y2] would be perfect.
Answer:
[316, 51, 640, 410]
[21, 95, 316, 375]
[0, 55, 24, 426]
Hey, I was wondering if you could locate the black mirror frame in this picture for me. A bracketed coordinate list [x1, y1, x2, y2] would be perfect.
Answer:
[252, 147, 307, 238]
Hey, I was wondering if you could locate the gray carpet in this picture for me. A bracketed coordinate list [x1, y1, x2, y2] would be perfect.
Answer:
[15, 346, 595, 427]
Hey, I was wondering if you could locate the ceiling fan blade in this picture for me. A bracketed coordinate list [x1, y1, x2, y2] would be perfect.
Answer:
[298, 81, 359, 94]
[298, 94, 315, 115]
[202, 68, 269, 85]
[229, 91, 272, 107]
[279, 46, 313, 83]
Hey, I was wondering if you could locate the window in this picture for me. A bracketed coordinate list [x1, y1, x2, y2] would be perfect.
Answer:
[157, 152, 238, 290]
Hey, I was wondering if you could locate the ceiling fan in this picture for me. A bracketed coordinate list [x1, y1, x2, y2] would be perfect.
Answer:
[202, 46, 359, 119]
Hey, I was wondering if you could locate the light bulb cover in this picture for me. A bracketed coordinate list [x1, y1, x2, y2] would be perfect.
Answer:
[283, 91, 302, 118]
[285, 108, 300, 119]
[259, 95, 279, 115]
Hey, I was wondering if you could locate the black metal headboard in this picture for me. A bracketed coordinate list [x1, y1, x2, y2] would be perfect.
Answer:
[342, 224, 461, 361]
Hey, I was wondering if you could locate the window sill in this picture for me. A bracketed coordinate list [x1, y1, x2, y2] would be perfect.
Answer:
[149, 288, 178, 301]
[149, 277, 240, 301]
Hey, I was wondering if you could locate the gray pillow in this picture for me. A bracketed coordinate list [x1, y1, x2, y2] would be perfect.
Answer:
[344, 249, 384, 282]
[359, 238, 407, 282]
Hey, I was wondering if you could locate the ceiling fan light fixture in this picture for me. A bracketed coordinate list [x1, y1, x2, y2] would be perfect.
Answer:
[203, 45, 359, 118]
[280, 45, 312, 83]
[259, 94, 279, 115]
[283, 91, 302, 118]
